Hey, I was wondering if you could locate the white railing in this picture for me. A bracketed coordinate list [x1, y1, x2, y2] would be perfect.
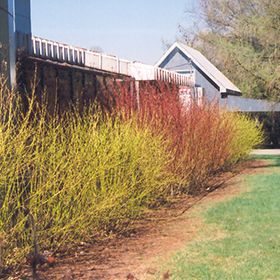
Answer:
[131, 62, 194, 86]
[31, 36, 131, 76]
[84, 50, 131, 76]
[154, 67, 194, 86]
[30, 36, 193, 86]
[32, 36, 85, 64]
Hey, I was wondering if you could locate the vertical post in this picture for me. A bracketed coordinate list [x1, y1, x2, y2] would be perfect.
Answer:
[196, 87, 205, 107]
[116, 57, 120, 73]
[135, 80, 140, 110]
[0, 0, 16, 88]
[99, 53, 102, 69]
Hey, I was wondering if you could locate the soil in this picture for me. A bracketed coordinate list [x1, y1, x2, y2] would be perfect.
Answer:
[8, 160, 267, 280]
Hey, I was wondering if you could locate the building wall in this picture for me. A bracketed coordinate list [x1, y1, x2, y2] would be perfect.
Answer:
[15, 0, 32, 51]
[0, 0, 16, 86]
[15, 0, 31, 35]
[194, 70, 221, 103]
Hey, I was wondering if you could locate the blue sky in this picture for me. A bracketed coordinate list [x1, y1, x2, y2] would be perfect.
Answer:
[31, 0, 195, 64]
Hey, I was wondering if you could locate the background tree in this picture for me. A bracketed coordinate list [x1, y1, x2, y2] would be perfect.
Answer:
[181, 0, 280, 100]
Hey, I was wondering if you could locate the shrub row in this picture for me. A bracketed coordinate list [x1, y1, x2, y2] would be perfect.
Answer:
[0, 81, 263, 269]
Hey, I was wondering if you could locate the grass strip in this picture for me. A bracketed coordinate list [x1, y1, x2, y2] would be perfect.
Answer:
[160, 155, 280, 280]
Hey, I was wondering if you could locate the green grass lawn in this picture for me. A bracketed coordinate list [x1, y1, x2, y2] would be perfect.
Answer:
[159, 155, 280, 280]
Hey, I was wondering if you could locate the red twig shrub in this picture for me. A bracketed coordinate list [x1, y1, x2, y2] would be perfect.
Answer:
[103, 79, 262, 195]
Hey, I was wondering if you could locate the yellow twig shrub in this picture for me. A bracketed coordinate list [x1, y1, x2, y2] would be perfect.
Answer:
[0, 81, 263, 269]
[0, 91, 172, 267]
[226, 113, 263, 164]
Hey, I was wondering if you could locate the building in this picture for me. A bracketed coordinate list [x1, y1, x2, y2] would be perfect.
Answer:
[155, 42, 280, 112]
[155, 42, 242, 104]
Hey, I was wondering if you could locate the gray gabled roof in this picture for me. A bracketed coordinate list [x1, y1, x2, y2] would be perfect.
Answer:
[155, 42, 242, 95]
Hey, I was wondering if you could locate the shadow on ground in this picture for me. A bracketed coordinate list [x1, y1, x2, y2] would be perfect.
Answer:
[249, 154, 280, 168]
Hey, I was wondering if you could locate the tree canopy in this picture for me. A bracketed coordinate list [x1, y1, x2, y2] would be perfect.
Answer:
[181, 0, 280, 100]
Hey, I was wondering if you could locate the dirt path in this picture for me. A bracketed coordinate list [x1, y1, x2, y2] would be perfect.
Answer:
[17, 160, 267, 280]
[251, 149, 280, 155]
